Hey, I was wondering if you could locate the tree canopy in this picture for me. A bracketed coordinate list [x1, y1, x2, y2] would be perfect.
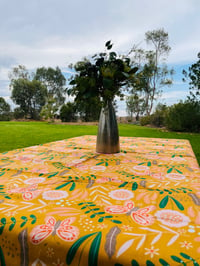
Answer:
[0, 97, 11, 121]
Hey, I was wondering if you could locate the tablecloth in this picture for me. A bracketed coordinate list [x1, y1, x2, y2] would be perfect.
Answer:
[0, 135, 200, 266]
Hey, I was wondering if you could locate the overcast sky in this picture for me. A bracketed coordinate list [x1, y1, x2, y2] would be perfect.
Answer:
[0, 0, 200, 115]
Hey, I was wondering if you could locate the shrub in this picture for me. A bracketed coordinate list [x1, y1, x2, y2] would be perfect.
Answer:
[60, 102, 77, 122]
[0, 97, 11, 121]
[140, 115, 152, 126]
[13, 107, 25, 119]
[165, 100, 200, 132]
[150, 104, 167, 127]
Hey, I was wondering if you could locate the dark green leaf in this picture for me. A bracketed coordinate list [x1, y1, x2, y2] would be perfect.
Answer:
[171, 256, 185, 264]
[159, 196, 169, 208]
[9, 217, 16, 231]
[88, 232, 102, 266]
[30, 214, 37, 224]
[132, 260, 139, 266]
[111, 220, 122, 224]
[47, 171, 59, 178]
[179, 252, 193, 260]
[0, 246, 6, 266]
[66, 233, 97, 265]
[98, 217, 104, 222]
[167, 168, 173, 173]
[105, 40, 111, 47]
[119, 182, 128, 188]
[170, 197, 184, 210]
[69, 182, 76, 191]
[132, 182, 138, 191]
[146, 261, 155, 266]
[159, 258, 170, 266]
[55, 182, 70, 190]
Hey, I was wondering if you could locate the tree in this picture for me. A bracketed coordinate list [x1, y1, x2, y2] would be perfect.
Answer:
[75, 96, 102, 122]
[60, 102, 77, 122]
[68, 41, 138, 107]
[11, 79, 47, 119]
[183, 52, 200, 101]
[0, 97, 11, 121]
[34, 67, 66, 105]
[126, 93, 145, 121]
[40, 96, 59, 122]
[130, 29, 173, 115]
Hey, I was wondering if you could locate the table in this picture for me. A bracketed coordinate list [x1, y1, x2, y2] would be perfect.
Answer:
[0, 135, 200, 265]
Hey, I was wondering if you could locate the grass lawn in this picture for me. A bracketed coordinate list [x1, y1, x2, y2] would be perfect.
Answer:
[0, 121, 200, 165]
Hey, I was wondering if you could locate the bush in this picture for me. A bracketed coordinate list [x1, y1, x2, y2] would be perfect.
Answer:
[165, 100, 200, 132]
[150, 104, 167, 127]
[140, 115, 152, 126]
[13, 107, 25, 119]
[60, 102, 77, 122]
[0, 97, 11, 121]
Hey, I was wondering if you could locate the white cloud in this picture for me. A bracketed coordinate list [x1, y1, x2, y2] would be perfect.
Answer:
[0, 0, 199, 113]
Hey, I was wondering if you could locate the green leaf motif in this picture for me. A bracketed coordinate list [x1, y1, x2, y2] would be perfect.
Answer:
[159, 258, 170, 266]
[55, 182, 70, 190]
[170, 197, 184, 210]
[0, 246, 6, 266]
[132, 260, 139, 266]
[159, 196, 169, 208]
[9, 217, 16, 231]
[66, 233, 97, 265]
[0, 172, 5, 177]
[20, 216, 28, 228]
[132, 182, 138, 191]
[171, 256, 186, 265]
[69, 182, 76, 191]
[47, 171, 59, 178]
[30, 214, 37, 224]
[167, 168, 173, 173]
[146, 260, 155, 266]
[89, 232, 102, 266]
[180, 253, 199, 265]
[119, 182, 128, 188]
[111, 220, 122, 224]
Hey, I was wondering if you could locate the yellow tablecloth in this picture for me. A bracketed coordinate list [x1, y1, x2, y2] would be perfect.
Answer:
[0, 135, 200, 265]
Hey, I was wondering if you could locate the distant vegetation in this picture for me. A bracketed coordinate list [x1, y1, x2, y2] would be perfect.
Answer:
[0, 29, 199, 133]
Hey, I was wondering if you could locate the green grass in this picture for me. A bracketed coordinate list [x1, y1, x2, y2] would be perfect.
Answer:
[0, 121, 200, 165]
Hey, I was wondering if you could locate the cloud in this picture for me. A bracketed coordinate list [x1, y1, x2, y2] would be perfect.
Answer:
[0, 0, 199, 112]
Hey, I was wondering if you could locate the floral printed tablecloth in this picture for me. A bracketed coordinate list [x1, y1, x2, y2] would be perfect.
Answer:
[0, 135, 200, 266]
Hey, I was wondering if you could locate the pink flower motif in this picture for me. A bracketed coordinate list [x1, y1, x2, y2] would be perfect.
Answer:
[105, 201, 134, 214]
[166, 173, 186, 180]
[150, 173, 164, 180]
[76, 164, 88, 170]
[96, 177, 110, 183]
[90, 165, 106, 171]
[132, 165, 150, 176]
[24, 177, 45, 185]
[109, 189, 134, 200]
[42, 190, 68, 200]
[155, 210, 190, 227]
[32, 166, 49, 174]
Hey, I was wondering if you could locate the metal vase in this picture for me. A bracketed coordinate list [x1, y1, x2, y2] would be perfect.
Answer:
[96, 101, 120, 154]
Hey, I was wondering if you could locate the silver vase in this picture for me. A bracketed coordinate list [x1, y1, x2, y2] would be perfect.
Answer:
[96, 101, 120, 154]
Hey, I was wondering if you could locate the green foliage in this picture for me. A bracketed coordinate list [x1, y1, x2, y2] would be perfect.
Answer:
[75, 96, 102, 122]
[68, 41, 138, 105]
[13, 107, 25, 119]
[40, 96, 58, 122]
[0, 97, 11, 121]
[150, 103, 167, 127]
[60, 102, 77, 122]
[140, 115, 152, 126]
[126, 94, 145, 121]
[35, 66, 66, 105]
[11, 79, 47, 119]
[130, 28, 173, 115]
[165, 100, 200, 132]
[183, 52, 200, 101]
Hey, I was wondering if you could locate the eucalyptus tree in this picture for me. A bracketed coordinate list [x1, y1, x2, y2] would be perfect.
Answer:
[129, 28, 173, 115]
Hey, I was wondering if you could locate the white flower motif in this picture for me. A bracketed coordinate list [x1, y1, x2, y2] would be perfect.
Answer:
[166, 173, 186, 180]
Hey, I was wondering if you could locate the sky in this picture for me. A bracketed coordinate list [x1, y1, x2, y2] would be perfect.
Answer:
[0, 0, 200, 116]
